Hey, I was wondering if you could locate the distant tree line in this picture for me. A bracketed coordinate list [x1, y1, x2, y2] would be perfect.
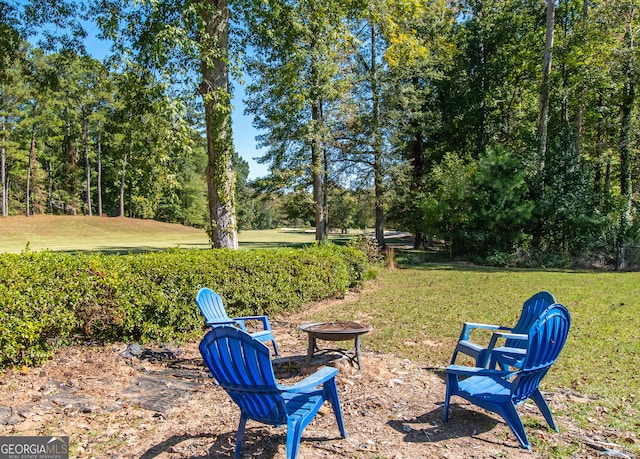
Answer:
[1, 46, 209, 225]
[3, 0, 640, 267]
[0, 45, 374, 232]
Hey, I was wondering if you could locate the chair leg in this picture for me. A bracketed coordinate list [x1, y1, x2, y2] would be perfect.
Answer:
[443, 375, 454, 423]
[235, 415, 248, 459]
[271, 339, 280, 357]
[325, 379, 347, 438]
[498, 403, 530, 450]
[530, 389, 558, 431]
[286, 419, 305, 459]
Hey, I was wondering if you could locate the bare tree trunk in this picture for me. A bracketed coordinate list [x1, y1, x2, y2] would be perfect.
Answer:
[83, 110, 92, 216]
[309, 38, 325, 242]
[63, 98, 77, 215]
[119, 149, 127, 218]
[322, 112, 329, 235]
[371, 24, 384, 247]
[26, 122, 36, 217]
[618, 22, 635, 267]
[1, 116, 6, 217]
[198, 0, 238, 249]
[311, 96, 325, 241]
[537, 0, 555, 177]
[97, 124, 103, 216]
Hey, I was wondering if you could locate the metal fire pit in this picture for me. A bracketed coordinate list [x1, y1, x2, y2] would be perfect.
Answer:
[299, 321, 372, 369]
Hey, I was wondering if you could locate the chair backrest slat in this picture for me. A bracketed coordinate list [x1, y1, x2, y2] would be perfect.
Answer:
[511, 304, 570, 404]
[196, 288, 232, 322]
[199, 327, 286, 423]
[507, 291, 556, 349]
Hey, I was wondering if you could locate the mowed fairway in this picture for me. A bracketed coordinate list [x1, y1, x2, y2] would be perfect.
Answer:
[0, 215, 212, 253]
[0, 216, 338, 253]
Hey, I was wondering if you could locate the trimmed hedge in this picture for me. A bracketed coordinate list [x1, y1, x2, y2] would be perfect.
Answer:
[0, 244, 368, 368]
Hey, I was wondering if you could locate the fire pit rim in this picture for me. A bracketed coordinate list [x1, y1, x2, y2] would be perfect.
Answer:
[299, 321, 372, 341]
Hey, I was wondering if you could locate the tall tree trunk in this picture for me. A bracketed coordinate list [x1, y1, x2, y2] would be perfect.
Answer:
[537, 0, 555, 178]
[97, 124, 103, 216]
[618, 23, 635, 267]
[309, 38, 325, 242]
[410, 128, 426, 249]
[83, 110, 92, 216]
[119, 148, 127, 218]
[63, 98, 77, 215]
[198, 0, 238, 249]
[311, 96, 325, 241]
[408, 76, 427, 249]
[1, 116, 6, 217]
[26, 121, 36, 217]
[371, 24, 385, 247]
[322, 103, 329, 235]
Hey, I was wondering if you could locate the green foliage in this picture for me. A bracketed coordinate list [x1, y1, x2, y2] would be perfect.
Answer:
[1, 45, 208, 223]
[463, 145, 535, 256]
[280, 191, 315, 227]
[0, 245, 367, 368]
[414, 152, 475, 252]
[347, 234, 383, 263]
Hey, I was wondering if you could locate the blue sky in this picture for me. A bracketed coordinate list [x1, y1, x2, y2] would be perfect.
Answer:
[230, 85, 269, 180]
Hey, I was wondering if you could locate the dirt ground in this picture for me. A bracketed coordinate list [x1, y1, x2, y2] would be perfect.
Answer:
[0, 298, 636, 459]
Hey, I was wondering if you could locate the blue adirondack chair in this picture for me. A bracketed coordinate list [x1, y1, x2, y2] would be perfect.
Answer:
[444, 303, 571, 450]
[196, 287, 279, 356]
[199, 326, 347, 459]
[449, 290, 556, 368]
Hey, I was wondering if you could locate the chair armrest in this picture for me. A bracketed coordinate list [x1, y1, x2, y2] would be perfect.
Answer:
[491, 332, 527, 341]
[282, 366, 339, 392]
[486, 331, 528, 352]
[458, 322, 511, 341]
[488, 346, 527, 369]
[446, 364, 515, 379]
[491, 346, 526, 359]
[233, 315, 271, 331]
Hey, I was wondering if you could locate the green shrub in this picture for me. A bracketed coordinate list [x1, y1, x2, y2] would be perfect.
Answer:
[0, 244, 368, 368]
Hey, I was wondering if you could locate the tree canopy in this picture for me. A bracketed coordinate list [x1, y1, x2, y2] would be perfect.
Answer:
[4, 0, 640, 267]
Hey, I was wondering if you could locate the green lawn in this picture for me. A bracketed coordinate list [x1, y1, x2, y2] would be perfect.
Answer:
[0, 215, 361, 253]
[0, 215, 211, 253]
[298, 263, 640, 452]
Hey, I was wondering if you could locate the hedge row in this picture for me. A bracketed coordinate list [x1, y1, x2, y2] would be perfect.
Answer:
[0, 244, 369, 368]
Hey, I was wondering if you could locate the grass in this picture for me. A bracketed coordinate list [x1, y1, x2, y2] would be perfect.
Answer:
[0, 215, 364, 253]
[303, 262, 640, 450]
[1, 215, 211, 253]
